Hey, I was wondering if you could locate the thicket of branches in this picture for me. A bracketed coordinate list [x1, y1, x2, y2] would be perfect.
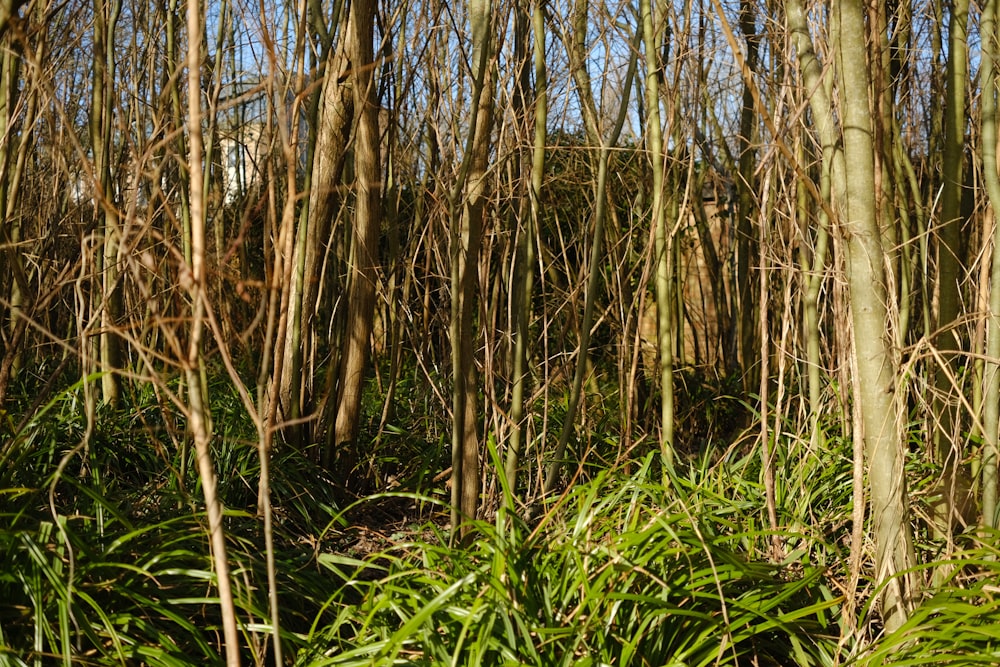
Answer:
[3, 0, 1000, 663]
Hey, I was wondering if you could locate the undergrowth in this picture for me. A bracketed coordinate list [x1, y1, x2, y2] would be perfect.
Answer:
[2, 375, 1000, 666]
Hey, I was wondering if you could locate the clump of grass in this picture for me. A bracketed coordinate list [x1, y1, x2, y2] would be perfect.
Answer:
[0, 379, 347, 665]
[848, 536, 1000, 667]
[301, 458, 841, 666]
[0, 510, 230, 664]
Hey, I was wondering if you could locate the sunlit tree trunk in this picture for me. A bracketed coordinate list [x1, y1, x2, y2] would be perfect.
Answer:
[162, 0, 193, 483]
[280, 1, 318, 362]
[203, 0, 229, 273]
[884, 1, 920, 349]
[183, 0, 240, 661]
[980, 0, 1000, 528]
[798, 138, 831, 450]
[450, 0, 494, 541]
[166, 0, 191, 265]
[287, 4, 350, 461]
[332, 0, 382, 458]
[837, 0, 915, 633]
[787, 0, 915, 633]
[640, 0, 674, 472]
[542, 0, 638, 497]
[933, 0, 970, 536]
[91, 0, 123, 406]
[505, 0, 545, 500]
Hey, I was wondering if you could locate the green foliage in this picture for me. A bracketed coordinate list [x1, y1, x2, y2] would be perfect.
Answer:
[0, 512, 225, 665]
[298, 459, 840, 666]
[0, 378, 346, 665]
[6, 373, 1000, 666]
[851, 538, 1000, 666]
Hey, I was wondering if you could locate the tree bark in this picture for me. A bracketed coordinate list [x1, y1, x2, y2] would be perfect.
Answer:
[449, 0, 494, 542]
[837, 0, 915, 633]
[979, 0, 1000, 528]
[933, 0, 971, 537]
[640, 0, 674, 472]
[91, 0, 123, 407]
[332, 0, 382, 461]
[787, 0, 915, 633]
[283, 4, 350, 458]
[183, 0, 240, 660]
[735, 0, 759, 386]
[504, 0, 544, 501]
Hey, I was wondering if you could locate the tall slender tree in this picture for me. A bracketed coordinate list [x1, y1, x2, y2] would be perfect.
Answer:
[786, 0, 915, 633]
[449, 0, 494, 540]
[981, 0, 1000, 528]
[283, 1, 349, 462]
[640, 0, 674, 471]
[0, 24, 25, 397]
[734, 0, 759, 384]
[505, 0, 546, 500]
[332, 0, 383, 458]
[91, 0, 123, 406]
[183, 0, 240, 659]
[542, 2, 639, 497]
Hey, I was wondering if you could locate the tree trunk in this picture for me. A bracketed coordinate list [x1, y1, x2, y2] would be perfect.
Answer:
[0, 34, 24, 391]
[542, 1, 639, 498]
[504, 0, 545, 500]
[332, 0, 382, 461]
[283, 4, 350, 459]
[735, 0, 759, 386]
[979, 0, 1000, 528]
[640, 0, 674, 472]
[787, 0, 915, 633]
[837, 0, 915, 633]
[183, 0, 240, 660]
[91, 0, 123, 407]
[933, 0, 971, 537]
[450, 0, 494, 542]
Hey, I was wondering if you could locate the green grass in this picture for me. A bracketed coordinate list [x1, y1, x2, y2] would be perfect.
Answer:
[3, 373, 1000, 666]
[288, 441, 845, 666]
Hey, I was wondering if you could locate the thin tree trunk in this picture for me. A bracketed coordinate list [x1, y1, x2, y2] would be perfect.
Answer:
[933, 0, 970, 537]
[449, 0, 494, 541]
[0, 33, 25, 386]
[333, 0, 382, 457]
[787, 0, 915, 633]
[836, 0, 915, 632]
[799, 136, 831, 451]
[184, 2, 240, 660]
[979, 0, 1000, 528]
[286, 3, 350, 460]
[91, 0, 123, 407]
[505, 0, 545, 500]
[542, 9, 639, 498]
[640, 0, 674, 472]
[735, 0, 759, 388]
